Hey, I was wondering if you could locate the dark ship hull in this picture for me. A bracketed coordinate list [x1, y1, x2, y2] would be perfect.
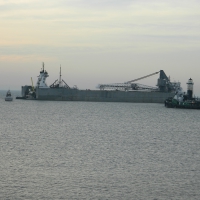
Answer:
[36, 88, 174, 103]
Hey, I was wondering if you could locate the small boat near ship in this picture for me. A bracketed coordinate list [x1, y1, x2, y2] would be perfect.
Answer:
[165, 78, 200, 109]
[5, 90, 13, 101]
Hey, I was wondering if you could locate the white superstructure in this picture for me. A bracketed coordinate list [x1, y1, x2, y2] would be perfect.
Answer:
[36, 63, 49, 88]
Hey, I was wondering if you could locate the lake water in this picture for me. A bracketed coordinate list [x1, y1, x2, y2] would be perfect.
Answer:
[0, 90, 200, 199]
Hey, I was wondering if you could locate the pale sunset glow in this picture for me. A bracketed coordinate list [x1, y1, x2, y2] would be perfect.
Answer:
[0, 0, 200, 95]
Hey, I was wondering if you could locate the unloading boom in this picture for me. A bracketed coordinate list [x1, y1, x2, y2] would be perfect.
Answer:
[98, 70, 180, 93]
[126, 71, 160, 84]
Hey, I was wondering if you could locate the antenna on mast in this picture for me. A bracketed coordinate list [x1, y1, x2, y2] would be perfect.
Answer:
[59, 65, 62, 84]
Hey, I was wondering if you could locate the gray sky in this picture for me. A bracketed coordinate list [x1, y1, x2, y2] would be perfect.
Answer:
[0, 0, 200, 95]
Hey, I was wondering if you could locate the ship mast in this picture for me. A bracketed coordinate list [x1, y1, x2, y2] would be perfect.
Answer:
[59, 65, 62, 86]
[59, 65, 62, 84]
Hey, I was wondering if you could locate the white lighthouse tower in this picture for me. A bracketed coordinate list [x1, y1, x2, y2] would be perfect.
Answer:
[187, 78, 194, 99]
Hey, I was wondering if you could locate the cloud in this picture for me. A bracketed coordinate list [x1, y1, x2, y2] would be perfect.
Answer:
[0, 0, 200, 55]
[0, 54, 55, 63]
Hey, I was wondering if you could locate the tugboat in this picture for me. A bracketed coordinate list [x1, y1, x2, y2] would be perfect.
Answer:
[165, 78, 200, 109]
[5, 90, 13, 101]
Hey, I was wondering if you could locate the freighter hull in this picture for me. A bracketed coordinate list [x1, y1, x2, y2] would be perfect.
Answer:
[36, 88, 174, 103]
[19, 66, 177, 103]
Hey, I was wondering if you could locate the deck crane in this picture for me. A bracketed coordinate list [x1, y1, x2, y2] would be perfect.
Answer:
[126, 71, 160, 83]
[25, 77, 36, 99]
[98, 70, 180, 92]
[49, 66, 70, 89]
[98, 71, 161, 91]
[31, 77, 35, 92]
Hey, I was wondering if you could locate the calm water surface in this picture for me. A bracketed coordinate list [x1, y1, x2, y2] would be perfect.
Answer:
[0, 91, 200, 199]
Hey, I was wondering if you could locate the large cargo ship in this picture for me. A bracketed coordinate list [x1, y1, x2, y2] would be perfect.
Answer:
[18, 64, 181, 103]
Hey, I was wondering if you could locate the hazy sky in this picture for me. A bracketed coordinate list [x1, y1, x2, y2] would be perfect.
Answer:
[0, 0, 200, 95]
